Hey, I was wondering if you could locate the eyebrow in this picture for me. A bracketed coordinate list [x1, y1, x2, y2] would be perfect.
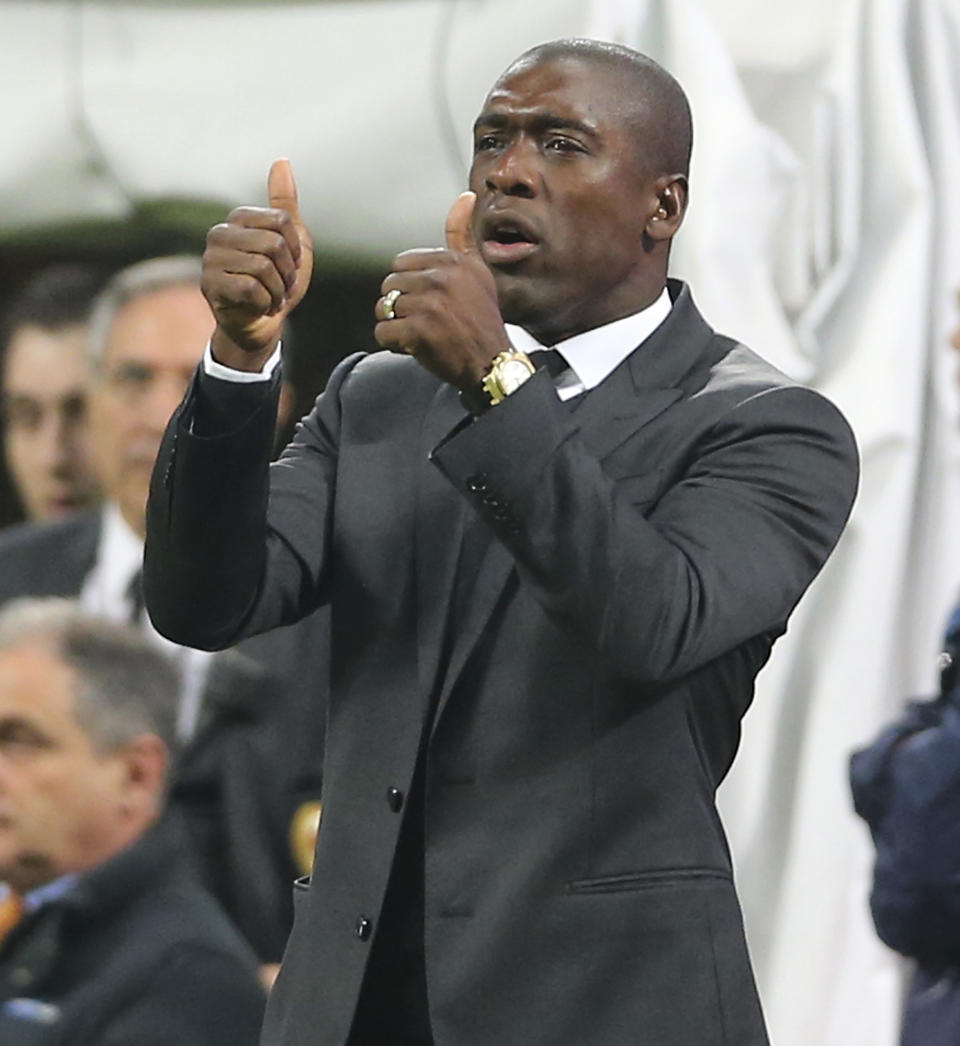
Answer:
[473, 111, 599, 140]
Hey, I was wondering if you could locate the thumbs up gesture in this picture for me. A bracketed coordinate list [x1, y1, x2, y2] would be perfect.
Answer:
[203, 159, 314, 370]
[374, 191, 510, 390]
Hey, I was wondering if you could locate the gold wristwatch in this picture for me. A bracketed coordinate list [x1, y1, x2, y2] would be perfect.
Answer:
[461, 350, 536, 414]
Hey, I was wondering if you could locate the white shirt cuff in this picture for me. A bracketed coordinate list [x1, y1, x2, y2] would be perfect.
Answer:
[202, 341, 283, 383]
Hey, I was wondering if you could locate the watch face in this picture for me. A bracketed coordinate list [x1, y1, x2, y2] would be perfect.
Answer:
[500, 359, 533, 393]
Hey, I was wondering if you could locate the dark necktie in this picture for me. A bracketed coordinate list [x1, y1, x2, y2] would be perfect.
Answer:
[528, 349, 568, 378]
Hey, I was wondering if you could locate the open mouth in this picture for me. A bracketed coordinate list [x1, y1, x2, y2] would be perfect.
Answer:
[481, 215, 540, 265]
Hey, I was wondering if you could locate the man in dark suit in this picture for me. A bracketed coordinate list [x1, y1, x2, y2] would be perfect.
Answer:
[0, 256, 326, 971]
[0, 598, 265, 1045]
[145, 39, 859, 1046]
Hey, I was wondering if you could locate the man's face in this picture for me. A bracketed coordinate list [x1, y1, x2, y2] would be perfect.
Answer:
[469, 56, 665, 343]
[0, 641, 131, 893]
[89, 284, 212, 538]
[2, 323, 100, 520]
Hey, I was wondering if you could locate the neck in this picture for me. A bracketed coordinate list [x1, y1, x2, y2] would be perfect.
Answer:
[524, 280, 669, 345]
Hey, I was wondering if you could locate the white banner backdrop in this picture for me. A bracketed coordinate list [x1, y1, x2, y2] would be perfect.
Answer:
[0, 0, 594, 257]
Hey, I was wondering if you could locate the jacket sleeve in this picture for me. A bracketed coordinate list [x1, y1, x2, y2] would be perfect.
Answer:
[144, 353, 364, 651]
[432, 369, 859, 685]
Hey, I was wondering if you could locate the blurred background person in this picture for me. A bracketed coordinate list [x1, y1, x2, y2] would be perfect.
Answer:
[0, 255, 327, 975]
[0, 597, 265, 1045]
[0, 264, 107, 524]
[850, 293, 960, 1046]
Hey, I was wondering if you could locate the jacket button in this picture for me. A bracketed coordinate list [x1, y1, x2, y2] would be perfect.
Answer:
[387, 787, 404, 813]
[355, 916, 372, 941]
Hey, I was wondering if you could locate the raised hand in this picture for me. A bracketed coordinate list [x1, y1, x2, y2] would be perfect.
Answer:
[203, 159, 314, 370]
[374, 191, 510, 390]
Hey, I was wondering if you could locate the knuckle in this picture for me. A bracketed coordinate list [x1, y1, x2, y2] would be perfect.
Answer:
[267, 230, 293, 261]
[206, 222, 233, 247]
[250, 252, 275, 278]
[236, 276, 265, 305]
[227, 205, 263, 224]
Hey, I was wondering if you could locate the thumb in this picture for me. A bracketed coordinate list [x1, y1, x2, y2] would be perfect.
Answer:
[268, 157, 302, 222]
[267, 157, 313, 309]
[445, 191, 478, 255]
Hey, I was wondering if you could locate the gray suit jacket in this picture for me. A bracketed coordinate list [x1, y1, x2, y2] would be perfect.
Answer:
[0, 509, 327, 963]
[145, 282, 859, 1046]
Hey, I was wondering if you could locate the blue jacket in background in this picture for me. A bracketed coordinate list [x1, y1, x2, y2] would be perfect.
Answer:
[851, 606, 960, 1045]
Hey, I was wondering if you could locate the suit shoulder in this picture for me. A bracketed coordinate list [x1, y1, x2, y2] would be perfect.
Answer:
[0, 512, 98, 601]
[304, 350, 437, 418]
[0, 512, 90, 553]
[702, 337, 856, 441]
[701, 335, 802, 396]
[98, 854, 260, 968]
[342, 349, 437, 396]
[84, 879, 264, 1046]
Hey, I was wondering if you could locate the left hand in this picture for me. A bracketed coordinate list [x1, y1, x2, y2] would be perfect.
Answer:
[374, 192, 510, 389]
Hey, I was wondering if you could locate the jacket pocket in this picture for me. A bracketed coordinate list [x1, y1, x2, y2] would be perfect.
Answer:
[565, 867, 731, 895]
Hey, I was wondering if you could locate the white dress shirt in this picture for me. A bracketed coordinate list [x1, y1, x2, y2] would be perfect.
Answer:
[80, 502, 212, 741]
[505, 287, 672, 400]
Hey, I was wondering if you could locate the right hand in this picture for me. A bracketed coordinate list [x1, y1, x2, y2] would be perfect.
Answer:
[203, 158, 314, 369]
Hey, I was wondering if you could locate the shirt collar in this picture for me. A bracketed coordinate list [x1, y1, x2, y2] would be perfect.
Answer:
[24, 874, 78, 912]
[0, 875, 79, 914]
[505, 287, 672, 393]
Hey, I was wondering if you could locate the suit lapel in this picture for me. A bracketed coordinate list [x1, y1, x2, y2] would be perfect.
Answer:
[565, 363, 682, 461]
[428, 530, 513, 738]
[415, 383, 472, 704]
[565, 281, 713, 461]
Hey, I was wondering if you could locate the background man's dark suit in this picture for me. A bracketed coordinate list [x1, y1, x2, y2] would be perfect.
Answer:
[0, 816, 264, 1045]
[0, 509, 327, 962]
[146, 281, 859, 1046]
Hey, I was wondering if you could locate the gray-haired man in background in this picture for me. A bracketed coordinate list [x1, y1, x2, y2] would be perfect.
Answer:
[0, 598, 265, 1044]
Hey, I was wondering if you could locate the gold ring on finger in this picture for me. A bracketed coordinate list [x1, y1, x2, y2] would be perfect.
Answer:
[381, 288, 402, 321]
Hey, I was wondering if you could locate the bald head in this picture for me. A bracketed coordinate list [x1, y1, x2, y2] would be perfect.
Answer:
[501, 39, 693, 179]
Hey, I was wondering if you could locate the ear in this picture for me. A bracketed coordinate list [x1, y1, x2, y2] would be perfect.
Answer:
[116, 734, 168, 820]
[645, 174, 688, 242]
